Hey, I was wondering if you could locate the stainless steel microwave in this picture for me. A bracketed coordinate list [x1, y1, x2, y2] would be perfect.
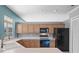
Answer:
[40, 28, 49, 33]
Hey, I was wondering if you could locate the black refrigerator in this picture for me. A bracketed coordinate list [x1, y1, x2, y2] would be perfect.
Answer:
[53, 28, 69, 52]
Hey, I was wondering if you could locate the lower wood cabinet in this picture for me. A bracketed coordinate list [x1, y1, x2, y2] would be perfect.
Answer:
[17, 39, 55, 48]
[17, 40, 40, 48]
[50, 40, 55, 48]
[34, 40, 40, 48]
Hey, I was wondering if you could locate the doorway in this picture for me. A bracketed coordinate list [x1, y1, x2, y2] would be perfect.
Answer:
[70, 16, 79, 53]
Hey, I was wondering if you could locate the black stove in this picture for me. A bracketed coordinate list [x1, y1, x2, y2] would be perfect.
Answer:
[40, 28, 50, 47]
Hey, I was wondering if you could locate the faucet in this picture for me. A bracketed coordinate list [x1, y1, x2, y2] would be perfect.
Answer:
[1, 38, 4, 48]
[0, 34, 5, 48]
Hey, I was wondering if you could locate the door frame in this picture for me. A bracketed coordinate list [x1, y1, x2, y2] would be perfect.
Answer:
[70, 15, 79, 53]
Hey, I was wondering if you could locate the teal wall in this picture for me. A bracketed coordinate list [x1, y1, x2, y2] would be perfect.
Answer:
[0, 5, 24, 38]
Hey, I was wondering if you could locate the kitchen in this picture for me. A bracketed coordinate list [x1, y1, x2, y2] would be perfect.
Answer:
[2, 22, 68, 53]
[1, 5, 76, 53]
[16, 22, 69, 52]
[0, 0, 79, 59]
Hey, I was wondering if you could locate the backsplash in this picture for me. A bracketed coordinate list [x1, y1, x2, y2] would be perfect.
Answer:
[18, 33, 53, 38]
[18, 33, 40, 37]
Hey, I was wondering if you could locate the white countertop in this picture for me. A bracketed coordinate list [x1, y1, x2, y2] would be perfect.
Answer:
[17, 37, 55, 40]
[2, 38, 62, 53]
[3, 48, 62, 53]
[18, 33, 55, 40]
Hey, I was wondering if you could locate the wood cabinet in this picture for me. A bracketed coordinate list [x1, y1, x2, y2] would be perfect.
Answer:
[47, 24, 52, 33]
[16, 24, 23, 33]
[50, 40, 55, 48]
[22, 24, 34, 33]
[26, 40, 34, 48]
[32, 40, 40, 48]
[28, 24, 34, 33]
[57, 24, 65, 28]
[17, 40, 40, 48]
[52, 24, 58, 33]
[51, 25, 54, 33]
[22, 23, 29, 33]
[52, 24, 64, 32]
[33, 24, 40, 33]
[16, 23, 64, 34]
[39, 24, 48, 28]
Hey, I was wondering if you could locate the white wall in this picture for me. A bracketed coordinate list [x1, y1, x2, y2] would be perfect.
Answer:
[64, 19, 70, 28]
[69, 6, 79, 53]
[71, 17, 79, 53]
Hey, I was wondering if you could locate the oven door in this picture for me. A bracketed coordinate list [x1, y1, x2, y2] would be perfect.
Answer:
[40, 40, 50, 47]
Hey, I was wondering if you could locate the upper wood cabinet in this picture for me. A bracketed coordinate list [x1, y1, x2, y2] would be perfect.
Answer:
[39, 24, 44, 28]
[52, 24, 64, 32]
[22, 23, 29, 33]
[16, 23, 64, 34]
[28, 24, 34, 33]
[51, 24, 57, 33]
[47, 24, 52, 33]
[16, 24, 23, 33]
[39, 24, 48, 28]
[23, 24, 36, 33]
[57, 24, 65, 28]
[33, 24, 40, 33]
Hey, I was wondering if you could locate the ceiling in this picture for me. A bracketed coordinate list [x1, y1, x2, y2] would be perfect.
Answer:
[7, 5, 77, 22]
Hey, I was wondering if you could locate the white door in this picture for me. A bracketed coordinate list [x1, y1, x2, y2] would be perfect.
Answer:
[72, 17, 79, 53]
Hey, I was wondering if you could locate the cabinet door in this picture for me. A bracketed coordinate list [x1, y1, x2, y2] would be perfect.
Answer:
[53, 24, 58, 28]
[51, 24, 54, 33]
[28, 24, 34, 33]
[34, 24, 40, 33]
[22, 40, 31, 48]
[22, 24, 28, 33]
[17, 40, 30, 48]
[50, 40, 55, 48]
[27, 40, 40, 48]
[16, 24, 23, 33]
[52, 24, 58, 33]
[47, 24, 52, 33]
[40, 24, 48, 28]
[28, 40, 35, 48]
[34, 40, 40, 48]
[57, 24, 64, 28]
